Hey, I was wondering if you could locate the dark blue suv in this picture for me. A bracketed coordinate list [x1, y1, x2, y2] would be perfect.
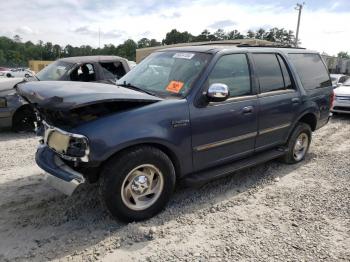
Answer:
[17, 45, 334, 222]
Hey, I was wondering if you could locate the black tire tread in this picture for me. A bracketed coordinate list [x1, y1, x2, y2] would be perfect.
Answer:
[99, 146, 176, 222]
[281, 122, 312, 164]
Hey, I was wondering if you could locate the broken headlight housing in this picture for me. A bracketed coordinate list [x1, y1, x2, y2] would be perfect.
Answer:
[0, 97, 7, 108]
[43, 122, 89, 162]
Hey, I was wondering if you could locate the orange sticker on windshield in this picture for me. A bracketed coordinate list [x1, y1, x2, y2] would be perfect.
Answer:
[166, 81, 184, 93]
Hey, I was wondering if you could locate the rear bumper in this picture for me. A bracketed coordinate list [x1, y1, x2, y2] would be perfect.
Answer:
[36, 145, 85, 195]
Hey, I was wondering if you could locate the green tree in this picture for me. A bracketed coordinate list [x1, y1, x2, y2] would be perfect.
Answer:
[194, 29, 217, 42]
[255, 28, 266, 39]
[64, 44, 74, 57]
[13, 35, 22, 43]
[150, 39, 161, 47]
[214, 29, 226, 40]
[137, 38, 151, 48]
[53, 44, 62, 58]
[337, 52, 350, 59]
[227, 29, 244, 40]
[163, 29, 194, 45]
[246, 30, 255, 39]
[117, 39, 137, 61]
[0, 50, 6, 65]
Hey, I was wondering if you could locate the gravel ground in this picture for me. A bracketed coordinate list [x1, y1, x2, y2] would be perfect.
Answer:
[0, 115, 349, 262]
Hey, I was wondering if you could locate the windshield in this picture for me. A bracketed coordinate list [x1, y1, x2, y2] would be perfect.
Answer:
[36, 61, 74, 81]
[343, 79, 350, 86]
[117, 51, 212, 98]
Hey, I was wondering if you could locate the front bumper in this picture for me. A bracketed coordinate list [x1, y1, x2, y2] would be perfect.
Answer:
[36, 145, 85, 195]
[331, 99, 350, 114]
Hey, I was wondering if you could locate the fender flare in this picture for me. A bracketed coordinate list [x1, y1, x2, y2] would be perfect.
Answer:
[286, 110, 319, 141]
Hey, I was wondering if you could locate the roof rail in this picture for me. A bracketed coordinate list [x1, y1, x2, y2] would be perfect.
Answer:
[236, 44, 306, 49]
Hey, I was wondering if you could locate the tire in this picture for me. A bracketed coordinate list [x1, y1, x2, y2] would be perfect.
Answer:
[6, 73, 12, 78]
[99, 146, 176, 222]
[281, 123, 312, 164]
[24, 74, 30, 78]
[12, 107, 36, 132]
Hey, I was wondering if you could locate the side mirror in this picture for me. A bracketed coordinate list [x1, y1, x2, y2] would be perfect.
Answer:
[207, 83, 230, 102]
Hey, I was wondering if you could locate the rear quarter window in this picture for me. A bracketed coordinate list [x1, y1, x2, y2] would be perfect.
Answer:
[288, 53, 331, 90]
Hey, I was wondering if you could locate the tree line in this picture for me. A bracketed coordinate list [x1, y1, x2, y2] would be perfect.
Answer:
[0, 27, 348, 67]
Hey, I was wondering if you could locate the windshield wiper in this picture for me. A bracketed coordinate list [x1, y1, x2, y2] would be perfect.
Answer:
[118, 82, 156, 96]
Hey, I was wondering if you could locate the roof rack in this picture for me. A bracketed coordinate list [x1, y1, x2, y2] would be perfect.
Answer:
[236, 44, 306, 49]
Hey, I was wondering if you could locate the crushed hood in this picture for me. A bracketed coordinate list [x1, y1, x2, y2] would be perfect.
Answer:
[16, 81, 162, 110]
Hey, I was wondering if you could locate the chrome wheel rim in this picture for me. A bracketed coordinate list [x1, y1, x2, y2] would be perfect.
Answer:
[121, 164, 164, 211]
[293, 133, 309, 161]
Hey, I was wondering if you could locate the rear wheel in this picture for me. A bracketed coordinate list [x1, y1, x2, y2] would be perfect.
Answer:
[99, 146, 176, 222]
[281, 123, 312, 164]
[12, 107, 36, 133]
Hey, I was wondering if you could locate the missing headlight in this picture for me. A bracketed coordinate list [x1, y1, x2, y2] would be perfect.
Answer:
[66, 137, 89, 158]
[44, 122, 90, 162]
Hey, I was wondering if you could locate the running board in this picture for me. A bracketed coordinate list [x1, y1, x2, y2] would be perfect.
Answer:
[182, 148, 287, 187]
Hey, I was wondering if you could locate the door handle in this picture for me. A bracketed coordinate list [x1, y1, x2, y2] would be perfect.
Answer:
[291, 98, 300, 104]
[242, 106, 254, 114]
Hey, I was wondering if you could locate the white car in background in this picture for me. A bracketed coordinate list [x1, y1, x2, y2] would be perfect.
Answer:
[330, 74, 349, 87]
[0, 68, 34, 78]
[332, 78, 350, 114]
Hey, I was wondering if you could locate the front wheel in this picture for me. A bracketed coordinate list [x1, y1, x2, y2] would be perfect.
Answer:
[99, 146, 176, 222]
[281, 123, 312, 164]
[12, 107, 36, 132]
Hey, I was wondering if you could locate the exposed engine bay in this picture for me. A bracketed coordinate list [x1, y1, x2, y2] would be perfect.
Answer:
[15, 80, 162, 128]
[36, 100, 154, 128]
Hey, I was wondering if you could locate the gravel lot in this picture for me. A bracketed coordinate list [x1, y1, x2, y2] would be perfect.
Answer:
[0, 115, 349, 262]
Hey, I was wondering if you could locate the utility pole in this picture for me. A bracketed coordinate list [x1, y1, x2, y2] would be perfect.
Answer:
[98, 26, 101, 49]
[295, 2, 305, 47]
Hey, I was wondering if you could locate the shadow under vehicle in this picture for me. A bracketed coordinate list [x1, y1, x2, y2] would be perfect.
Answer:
[0, 56, 132, 132]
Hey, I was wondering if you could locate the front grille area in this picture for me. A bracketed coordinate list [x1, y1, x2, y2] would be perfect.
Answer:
[336, 96, 350, 101]
[333, 106, 350, 111]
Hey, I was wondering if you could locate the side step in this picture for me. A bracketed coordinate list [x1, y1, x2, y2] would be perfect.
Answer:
[182, 148, 287, 187]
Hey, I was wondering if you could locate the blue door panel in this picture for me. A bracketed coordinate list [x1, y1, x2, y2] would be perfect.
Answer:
[190, 98, 258, 171]
[256, 91, 300, 149]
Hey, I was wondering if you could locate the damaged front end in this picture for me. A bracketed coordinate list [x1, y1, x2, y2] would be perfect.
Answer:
[42, 121, 90, 162]
[16, 81, 162, 195]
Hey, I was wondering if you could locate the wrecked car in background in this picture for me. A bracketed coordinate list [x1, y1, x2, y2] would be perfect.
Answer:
[34, 55, 132, 83]
[0, 56, 132, 131]
[0, 77, 34, 131]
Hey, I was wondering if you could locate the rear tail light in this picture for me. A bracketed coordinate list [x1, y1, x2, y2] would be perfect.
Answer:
[330, 91, 335, 109]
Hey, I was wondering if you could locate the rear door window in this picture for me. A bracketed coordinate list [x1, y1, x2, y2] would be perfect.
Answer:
[253, 53, 285, 93]
[288, 53, 331, 90]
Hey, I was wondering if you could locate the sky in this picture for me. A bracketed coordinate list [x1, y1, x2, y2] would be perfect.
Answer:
[0, 0, 349, 56]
